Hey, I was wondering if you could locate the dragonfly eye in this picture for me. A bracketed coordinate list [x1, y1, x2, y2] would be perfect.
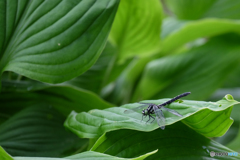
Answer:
[142, 109, 147, 115]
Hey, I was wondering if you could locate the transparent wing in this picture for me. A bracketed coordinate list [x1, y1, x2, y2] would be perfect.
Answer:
[153, 105, 165, 130]
[124, 104, 148, 114]
[162, 107, 183, 117]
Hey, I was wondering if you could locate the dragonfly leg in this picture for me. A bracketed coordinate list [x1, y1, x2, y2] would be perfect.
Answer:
[141, 115, 146, 122]
[150, 115, 155, 123]
[146, 115, 151, 123]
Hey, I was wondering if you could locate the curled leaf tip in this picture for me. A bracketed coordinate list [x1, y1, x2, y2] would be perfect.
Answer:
[223, 94, 234, 101]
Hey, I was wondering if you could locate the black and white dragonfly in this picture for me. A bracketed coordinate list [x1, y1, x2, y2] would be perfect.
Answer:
[124, 92, 191, 130]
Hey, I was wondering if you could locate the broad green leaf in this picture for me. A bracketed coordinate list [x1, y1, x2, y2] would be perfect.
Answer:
[164, 0, 216, 20]
[64, 94, 239, 138]
[109, 0, 162, 61]
[210, 89, 240, 148]
[91, 122, 240, 160]
[12, 150, 157, 160]
[0, 146, 13, 160]
[165, 0, 240, 20]
[222, 65, 240, 88]
[66, 150, 157, 160]
[161, 18, 240, 54]
[227, 122, 240, 152]
[133, 37, 240, 101]
[0, 105, 84, 157]
[0, 0, 119, 83]
[1, 79, 49, 92]
[0, 83, 113, 118]
[202, 0, 240, 19]
[103, 57, 150, 105]
[64, 42, 116, 94]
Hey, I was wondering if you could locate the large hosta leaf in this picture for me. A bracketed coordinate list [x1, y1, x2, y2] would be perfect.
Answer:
[64, 42, 116, 94]
[165, 0, 240, 20]
[66, 150, 157, 160]
[0, 0, 119, 83]
[0, 146, 13, 160]
[164, 0, 216, 20]
[103, 57, 150, 105]
[12, 151, 157, 160]
[0, 145, 157, 160]
[133, 37, 240, 101]
[0, 81, 113, 119]
[109, 0, 162, 61]
[64, 94, 239, 138]
[91, 122, 240, 160]
[161, 18, 240, 54]
[0, 105, 84, 157]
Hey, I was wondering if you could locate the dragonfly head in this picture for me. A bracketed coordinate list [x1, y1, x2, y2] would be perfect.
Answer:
[142, 109, 148, 116]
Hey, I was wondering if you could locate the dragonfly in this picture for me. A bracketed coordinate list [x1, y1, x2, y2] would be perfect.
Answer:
[124, 92, 191, 130]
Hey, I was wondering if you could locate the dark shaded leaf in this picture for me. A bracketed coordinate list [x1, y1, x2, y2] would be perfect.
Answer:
[91, 122, 240, 160]
[0, 105, 85, 157]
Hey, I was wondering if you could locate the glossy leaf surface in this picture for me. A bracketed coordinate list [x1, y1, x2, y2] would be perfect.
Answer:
[133, 38, 240, 101]
[109, 0, 162, 61]
[65, 94, 239, 138]
[0, 105, 83, 157]
[0, 146, 13, 160]
[91, 122, 240, 159]
[0, 0, 119, 83]
[161, 18, 240, 54]
[0, 81, 113, 119]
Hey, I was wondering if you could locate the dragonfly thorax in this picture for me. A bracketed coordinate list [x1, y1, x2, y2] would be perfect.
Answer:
[142, 104, 155, 115]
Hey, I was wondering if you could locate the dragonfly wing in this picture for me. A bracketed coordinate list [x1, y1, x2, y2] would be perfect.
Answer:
[124, 104, 148, 114]
[153, 105, 165, 130]
[139, 102, 153, 105]
[162, 107, 183, 117]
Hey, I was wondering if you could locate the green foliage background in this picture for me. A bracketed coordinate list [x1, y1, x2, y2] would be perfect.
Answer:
[1, 0, 240, 159]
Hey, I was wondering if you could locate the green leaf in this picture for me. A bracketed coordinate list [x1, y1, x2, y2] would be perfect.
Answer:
[210, 90, 240, 148]
[202, 0, 240, 19]
[103, 57, 150, 105]
[66, 150, 157, 160]
[12, 150, 157, 160]
[0, 0, 119, 83]
[164, 0, 216, 20]
[0, 105, 84, 157]
[161, 18, 240, 54]
[64, 42, 117, 94]
[64, 95, 239, 138]
[91, 122, 240, 159]
[227, 122, 240, 152]
[1, 79, 49, 92]
[0, 83, 113, 118]
[0, 146, 13, 160]
[133, 37, 240, 101]
[165, 0, 240, 20]
[109, 0, 162, 61]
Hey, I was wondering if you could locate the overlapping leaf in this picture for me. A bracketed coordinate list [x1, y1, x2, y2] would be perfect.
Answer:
[161, 18, 240, 54]
[133, 37, 240, 101]
[103, 58, 150, 105]
[0, 81, 113, 119]
[64, 42, 116, 94]
[0, 0, 119, 83]
[165, 0, 240, 20]
[109, 0, 162, 61]
[0, 105, 84, 157]
[0, 146, 13, 160]
[65, 94, 239, 138]
[0, 146, 157, 160]
[91, 122, 240, 159]
[12, 151, 157, 160]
